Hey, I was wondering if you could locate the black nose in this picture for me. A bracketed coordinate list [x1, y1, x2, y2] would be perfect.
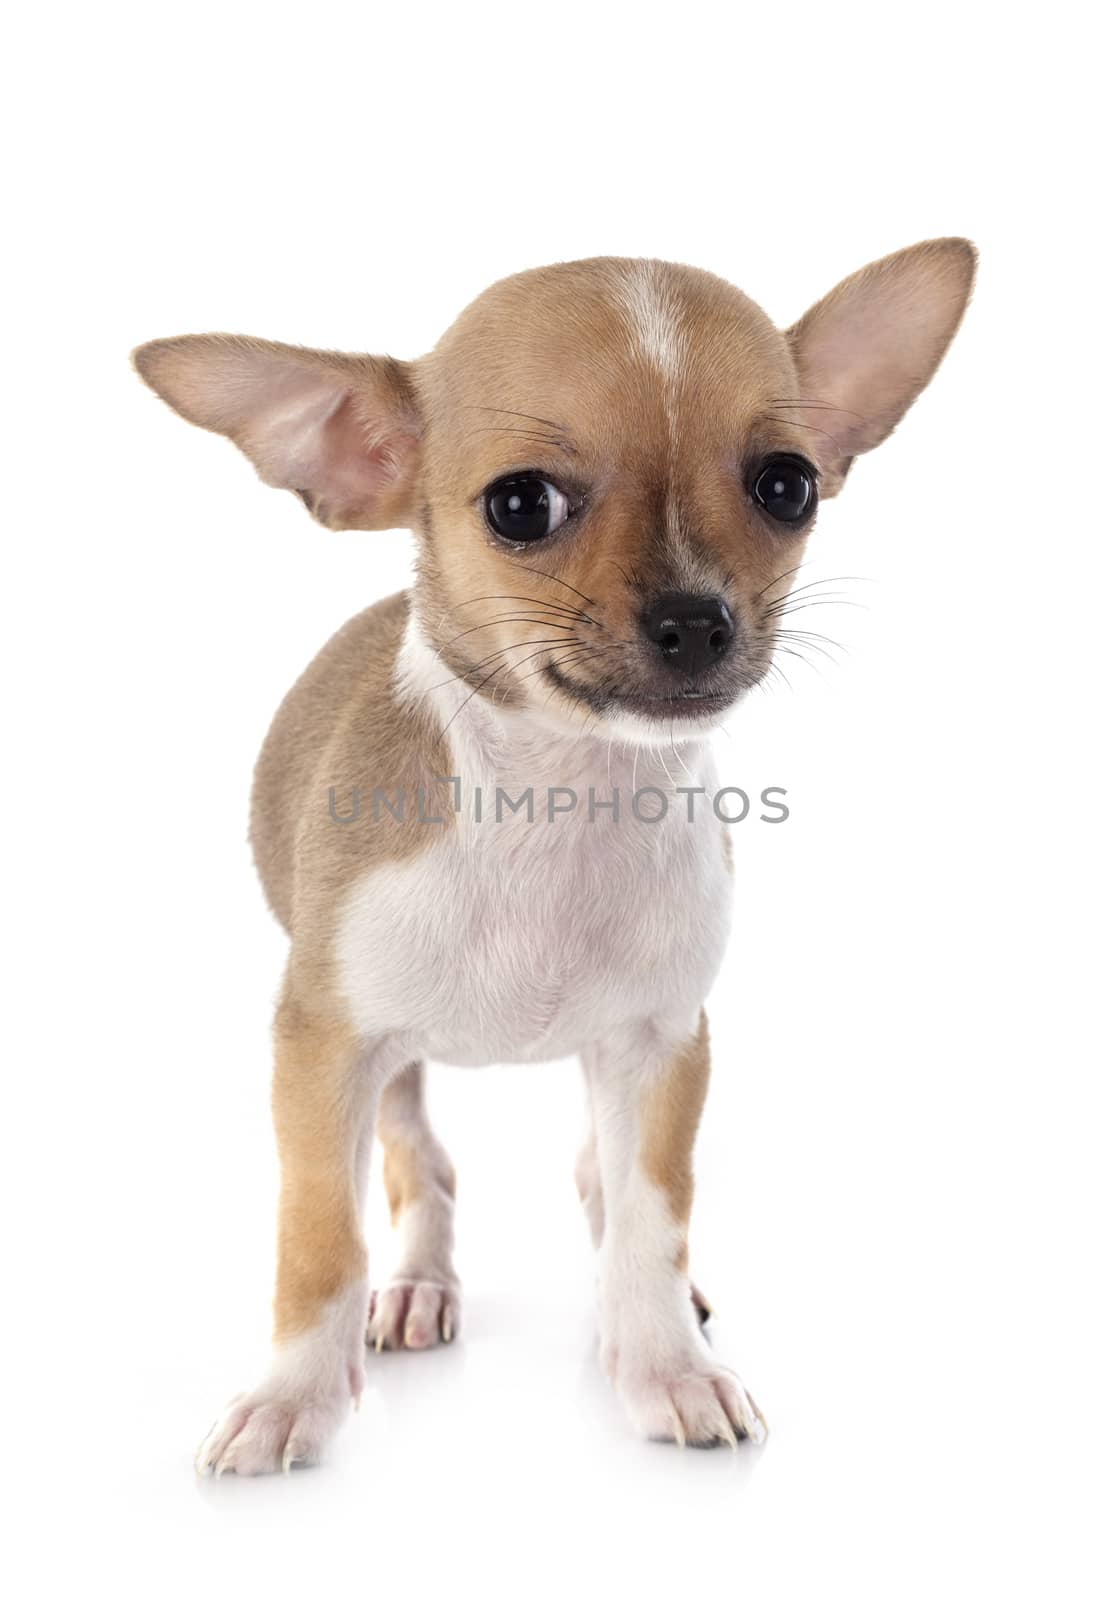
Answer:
[644, 593, 735, 676]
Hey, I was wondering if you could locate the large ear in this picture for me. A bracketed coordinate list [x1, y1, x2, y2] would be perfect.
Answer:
[132, 335, 422, 530]
[784, 238, 976, 495]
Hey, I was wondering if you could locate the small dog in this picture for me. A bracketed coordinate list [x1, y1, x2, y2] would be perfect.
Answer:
[135, 241, 975, 1474]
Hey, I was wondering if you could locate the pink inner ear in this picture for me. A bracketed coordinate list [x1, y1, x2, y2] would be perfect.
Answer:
[239, 370, 415, 529]
[137, 336, 419, 530]
[809, 288, 927, 451]
[793, 296, 917, 458]
[788, 242, 975, 474]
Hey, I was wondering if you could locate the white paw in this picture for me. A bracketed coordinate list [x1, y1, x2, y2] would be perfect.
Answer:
[197, 1282, 367, 1476]
[195, 1380, 353, 1476]
[367, 1277, 459, 1352]
[618, 1359, 767, 1448]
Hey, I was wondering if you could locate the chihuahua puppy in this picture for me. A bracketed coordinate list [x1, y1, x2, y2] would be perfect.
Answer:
[135, 240, 974, 1474]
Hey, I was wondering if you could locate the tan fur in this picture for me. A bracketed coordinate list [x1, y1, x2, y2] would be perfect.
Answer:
[250, 590, 453, 1002]
[409, 257, 816, 714]
[377, 1066, 457, 1225]
[640, 1011, 711, 1271]
[381, 1134, 425, 1224]
[249, 600, 459, 1344]
[270, 991, 369, 1340]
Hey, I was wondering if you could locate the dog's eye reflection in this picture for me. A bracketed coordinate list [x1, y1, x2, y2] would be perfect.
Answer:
[751, 456, 817, 525]
[484, 473, 570, 542]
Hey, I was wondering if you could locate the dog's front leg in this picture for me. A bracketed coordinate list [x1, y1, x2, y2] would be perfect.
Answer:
[583, 1013, 766, 1447]
[196, 992, 389, 1476]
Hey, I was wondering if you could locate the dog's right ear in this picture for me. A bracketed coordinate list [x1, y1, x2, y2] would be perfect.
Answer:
[132, 335, 422, 531]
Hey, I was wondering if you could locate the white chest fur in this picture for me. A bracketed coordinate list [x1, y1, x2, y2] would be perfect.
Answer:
[334, 622, 733, 1065]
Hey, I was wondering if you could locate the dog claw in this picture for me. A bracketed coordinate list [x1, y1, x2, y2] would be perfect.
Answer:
[367, 1279, 458, 1353]
[739, 1388, 768, 1444]
[667, 1403, 687, 1449]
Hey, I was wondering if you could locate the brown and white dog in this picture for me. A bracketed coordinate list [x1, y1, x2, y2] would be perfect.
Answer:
[134, 241, 975, 1474]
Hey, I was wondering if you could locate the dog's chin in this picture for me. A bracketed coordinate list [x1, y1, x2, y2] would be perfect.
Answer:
[540, 662, 741, 746]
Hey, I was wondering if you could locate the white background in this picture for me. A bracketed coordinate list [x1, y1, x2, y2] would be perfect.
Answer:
[4, 4, 1106, 1596]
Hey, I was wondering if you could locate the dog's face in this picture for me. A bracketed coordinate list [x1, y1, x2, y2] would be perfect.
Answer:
[135, 242, 974, 743]
[413, 259, 814, 741]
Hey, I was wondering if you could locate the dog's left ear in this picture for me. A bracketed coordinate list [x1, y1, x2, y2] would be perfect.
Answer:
[132, 335, 422, 530]
[785, 238, 976, 495]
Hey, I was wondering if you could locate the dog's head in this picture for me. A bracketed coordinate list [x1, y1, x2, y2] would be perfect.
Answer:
[135, 241, 974, 743]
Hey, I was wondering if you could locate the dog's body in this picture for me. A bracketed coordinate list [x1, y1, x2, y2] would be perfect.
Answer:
[335, 601, 730, 1066]
[135, 244, 974, 1473]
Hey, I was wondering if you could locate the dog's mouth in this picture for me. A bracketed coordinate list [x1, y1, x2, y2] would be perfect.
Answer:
[543, 661, 736, 721]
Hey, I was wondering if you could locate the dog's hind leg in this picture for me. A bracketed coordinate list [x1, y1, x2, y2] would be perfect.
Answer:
[367, 1061, 460, 1352]
[574, 1114, 606, 1249]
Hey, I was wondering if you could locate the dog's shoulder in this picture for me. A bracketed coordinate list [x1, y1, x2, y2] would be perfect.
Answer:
[251, 590, 450, 949]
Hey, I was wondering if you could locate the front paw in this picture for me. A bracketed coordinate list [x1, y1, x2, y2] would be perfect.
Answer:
[196, 1378, 354, 1476]
[617, 1358, 767, 1448]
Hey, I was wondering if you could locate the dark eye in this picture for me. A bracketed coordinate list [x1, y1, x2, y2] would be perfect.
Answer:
[483, 474, 571, 543]
[751, 456, 816, 525]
